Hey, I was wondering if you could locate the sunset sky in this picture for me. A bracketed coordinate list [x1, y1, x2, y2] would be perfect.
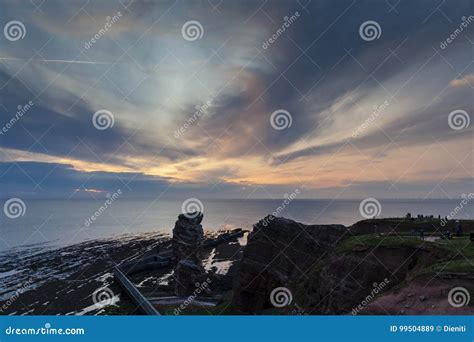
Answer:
[0, 0, 472, 199]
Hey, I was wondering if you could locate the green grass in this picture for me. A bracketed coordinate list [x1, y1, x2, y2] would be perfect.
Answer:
[423, 259, 474, 273]
[434, 237, 474, 258]
[336, 234, 428, 254]
[337, 234, 474, 273]
[352, 218, 474, 233]
[428, 237, 474, 273]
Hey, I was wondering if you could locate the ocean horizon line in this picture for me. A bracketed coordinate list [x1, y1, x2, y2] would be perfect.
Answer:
[0, 197, 468, 201]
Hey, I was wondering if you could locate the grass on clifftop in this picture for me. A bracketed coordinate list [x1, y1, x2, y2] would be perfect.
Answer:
[424, 259, 474, 273]
[426, 237, 474, 273]
[352, 218, 474, 233]
[337, 234, 474, 273]
[337, 234, 427, 253]
[435, 237, 474, 258]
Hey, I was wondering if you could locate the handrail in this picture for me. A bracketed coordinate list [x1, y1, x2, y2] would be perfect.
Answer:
[113, 266, 160, 315]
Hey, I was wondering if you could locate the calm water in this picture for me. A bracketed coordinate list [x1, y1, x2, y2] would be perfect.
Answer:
[0, 199, 471, 252]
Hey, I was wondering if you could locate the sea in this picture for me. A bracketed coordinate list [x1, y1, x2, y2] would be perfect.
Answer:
[0, 198, 472, 252]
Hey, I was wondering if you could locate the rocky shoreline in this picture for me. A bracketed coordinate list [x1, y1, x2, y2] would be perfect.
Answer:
[1, 215, 473, 315]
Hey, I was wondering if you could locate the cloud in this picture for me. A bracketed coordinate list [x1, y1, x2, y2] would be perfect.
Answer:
[0, 161, 298, 199]
[0, 0, 472, 198]
[0, 68, 197, 167]
[450, 74, 474, 88]
[3, 161, 468, 200]
[0, 161, 169, 198]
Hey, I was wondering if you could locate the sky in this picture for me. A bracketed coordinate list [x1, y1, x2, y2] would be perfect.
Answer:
[0, 0, 472, 200]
